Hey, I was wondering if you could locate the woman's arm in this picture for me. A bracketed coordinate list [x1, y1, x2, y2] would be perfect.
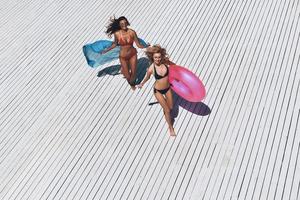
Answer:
[132, 30, 148, 49]
[138, 65, 153, 88]
[101, 33, 118, 54]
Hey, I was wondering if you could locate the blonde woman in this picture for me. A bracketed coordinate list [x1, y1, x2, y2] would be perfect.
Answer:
[138, 45, 176, 136]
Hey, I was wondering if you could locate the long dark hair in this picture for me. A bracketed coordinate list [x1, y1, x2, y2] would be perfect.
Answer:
[105, 16, 130, 37]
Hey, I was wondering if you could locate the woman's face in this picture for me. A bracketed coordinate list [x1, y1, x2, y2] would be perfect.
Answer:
[153, 53, 162, 65]
[119, 19, 128, 30]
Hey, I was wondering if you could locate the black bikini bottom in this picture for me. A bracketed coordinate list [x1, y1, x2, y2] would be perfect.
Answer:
[154, 84, 172, 94]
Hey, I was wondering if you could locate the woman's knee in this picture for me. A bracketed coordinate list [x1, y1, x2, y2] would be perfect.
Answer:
[168, 103, 173, 110]
[163, 107, 171, 114]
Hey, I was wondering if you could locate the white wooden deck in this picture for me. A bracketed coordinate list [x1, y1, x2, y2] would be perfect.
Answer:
[0, 0, 300, 199]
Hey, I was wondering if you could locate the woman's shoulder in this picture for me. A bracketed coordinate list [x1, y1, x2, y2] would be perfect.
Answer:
[113, 31, 119, 38]
[128, 28, 134, 32]
[149, 63, 154, 68]
[163, 62, 169, 68]
[165, 59, 175, 65]
[128, 28, 136, 34]
[114, 30, 121, 35]
[148, 63, 154, 71]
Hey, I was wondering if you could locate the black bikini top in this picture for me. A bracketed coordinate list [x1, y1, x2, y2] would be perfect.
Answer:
[154, 64, 169, 80]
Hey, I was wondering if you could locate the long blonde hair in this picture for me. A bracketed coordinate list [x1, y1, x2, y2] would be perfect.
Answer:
[145, 45, 169, 64]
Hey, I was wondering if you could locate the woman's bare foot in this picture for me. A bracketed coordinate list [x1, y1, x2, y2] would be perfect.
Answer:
[130, 85, 136, 90]
[128, 80, 136, 90]
[169, 127, 176, 137]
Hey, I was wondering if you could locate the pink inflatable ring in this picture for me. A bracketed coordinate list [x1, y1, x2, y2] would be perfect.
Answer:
[169, 65, 206, 102]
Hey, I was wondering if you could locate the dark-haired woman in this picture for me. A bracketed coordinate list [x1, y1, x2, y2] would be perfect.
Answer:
[102, 16, 147, 90]
[138, 45, 176, 136]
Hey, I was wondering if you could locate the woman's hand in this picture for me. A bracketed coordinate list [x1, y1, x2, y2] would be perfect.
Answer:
[100, 42, 116, 54]
[137, 83, 144, 88]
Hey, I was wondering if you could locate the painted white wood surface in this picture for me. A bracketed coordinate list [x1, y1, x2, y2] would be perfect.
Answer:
[0, 0, 299, 199]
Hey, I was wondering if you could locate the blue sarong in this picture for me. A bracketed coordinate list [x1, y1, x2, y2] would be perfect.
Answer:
[83, 38, 148, 68]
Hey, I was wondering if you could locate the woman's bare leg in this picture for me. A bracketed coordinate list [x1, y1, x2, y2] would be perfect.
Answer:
[165, 89, 173, 110]
[165, 89, 175, 125]
[154, 92, 176, 136]
[119, 57, 134, 89]
[128, 52, 138, 86]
